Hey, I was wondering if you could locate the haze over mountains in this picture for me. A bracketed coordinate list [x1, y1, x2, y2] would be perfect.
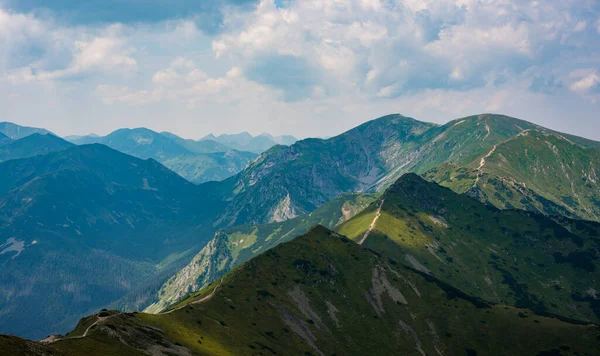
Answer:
[63, 128, 297, 184]
[0, 113, 599, 355]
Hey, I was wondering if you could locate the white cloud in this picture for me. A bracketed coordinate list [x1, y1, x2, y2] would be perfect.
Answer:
[209, 0, 595, 100]
[569, 70, 600, 93]
[1, 0, 600, 140]
[0, 9, 45, 40]
[96, 58, 264, 107]
[7, 36, 136, 84]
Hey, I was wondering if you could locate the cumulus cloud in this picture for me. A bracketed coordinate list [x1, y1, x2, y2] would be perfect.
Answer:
[95, 57, 268, 107]
[1, 0, 600, 139]
[569, 70, 600, 94]
[5, 35, 137, 83]
[210, 0, 598, 100]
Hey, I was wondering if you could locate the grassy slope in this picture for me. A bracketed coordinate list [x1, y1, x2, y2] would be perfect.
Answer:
[338, 174, 600, 324]
[216, 113, 600, 226]
[145, 192, 377, 313]
[13, 226, 597, 356]
[425, 130, 600, 221]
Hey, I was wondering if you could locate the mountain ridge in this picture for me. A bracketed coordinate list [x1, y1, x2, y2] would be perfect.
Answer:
[65, 128, 259, 184]
[0, 143, 224, 339]
[338, 173, 600, 324]
[3, 225, 599, 355]
[212, 113, 600, 226]
[0, 122, 52, 140]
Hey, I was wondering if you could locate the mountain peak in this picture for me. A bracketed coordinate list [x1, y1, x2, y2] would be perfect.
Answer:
[382, 173, 455, 212]
[0, 122, 52, 140]
[385, 173, 437, 197]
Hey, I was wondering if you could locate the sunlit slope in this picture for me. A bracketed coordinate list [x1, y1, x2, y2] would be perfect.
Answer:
[6, 226, 596, 356]
[425, 130, 600, 221]
[338, 174, 600, 323]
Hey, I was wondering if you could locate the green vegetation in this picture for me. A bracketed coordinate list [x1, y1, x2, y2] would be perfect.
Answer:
[145, 192, 377, 313]
[2, 113, 600, 342]
[424, 130, 600, 221]
[338, 173, 600, 323]
[3, 226, 598, 355]
[216, 113, 600, 226]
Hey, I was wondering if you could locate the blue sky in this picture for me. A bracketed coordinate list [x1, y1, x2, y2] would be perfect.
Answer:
[1, 0, 599, 139]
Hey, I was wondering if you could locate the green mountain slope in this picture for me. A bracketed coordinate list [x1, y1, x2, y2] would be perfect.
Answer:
[424, 130, 600, 221]
[0, 145, 224, 339]
[214, 113, 600, 226]
[67, 128, 258, 184]
[338, 174, 600, 324]
[0, 134, 74, 162]
[144, 192, 376, 313]
[4, 226, 598, 355]
[216, 115, 435, 226]
[0, 122, 52, 140]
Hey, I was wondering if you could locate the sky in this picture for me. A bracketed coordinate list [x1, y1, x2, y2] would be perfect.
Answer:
[1, 0, 599, 140]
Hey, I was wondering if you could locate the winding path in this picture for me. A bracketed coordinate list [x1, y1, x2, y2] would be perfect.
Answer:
[41, 279, 223, 344]
[42, 313, 123, 344]
[160, 278, 223, 315]
[358, 199, 384, 245]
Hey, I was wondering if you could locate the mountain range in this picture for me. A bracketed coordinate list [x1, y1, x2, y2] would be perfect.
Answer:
[0, 144, 224, 338]
[65, 128, 260, 184]
[3, 209, 599, 354]
[0, 113, 599, 349]
[0, 122, 52, 140]
[199, 132, 298, 153]
[212, 114, 600, 227]
[0, 133, 74, 163]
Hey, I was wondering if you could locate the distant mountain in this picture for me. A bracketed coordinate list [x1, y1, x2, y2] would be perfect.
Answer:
[0, 122, 52, 140]
[0, 134, 74, 162]
[0, 132, 12, 146]
[66, 128, 258, 184]
[87, 128, 192, 160]
[144, 192, 376, 313]
[3, 113, 600, 342]
[272, 134, 297, 145]
[159, 131, 232, 153]
[203, 132, 254, 146]
[212, 114, 600, 226]
[63, 133, 100, 144]
[4, 226, 599, 355]
[0, 144, 224, 339]
[160, 150, 258, 184]
[199, 132, 298, 153]
[338, 173, 600, 324]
